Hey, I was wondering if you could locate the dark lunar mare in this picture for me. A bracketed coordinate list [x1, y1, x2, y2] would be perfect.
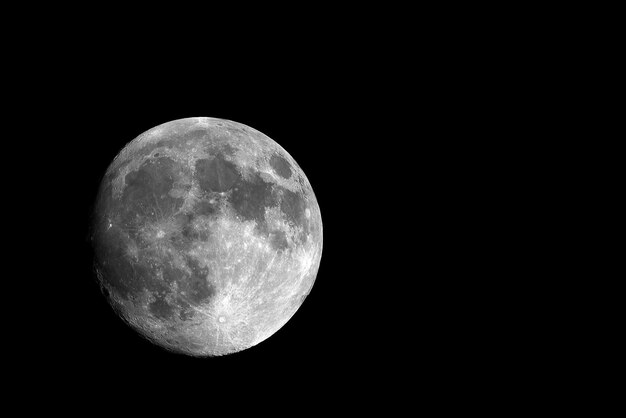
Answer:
[119, 157, 185, 227]
[195, 153, 310, 247]
[93, 156, 215, 321]
[269, 153, 292, 179]
[229, 172, 277, 235]
[195, 155, 239, 193]
[193, 153, 297, 244]
[280, 188, 310, 243]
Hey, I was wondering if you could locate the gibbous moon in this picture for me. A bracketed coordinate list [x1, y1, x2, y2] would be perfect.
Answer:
[92, 117, 322, 356]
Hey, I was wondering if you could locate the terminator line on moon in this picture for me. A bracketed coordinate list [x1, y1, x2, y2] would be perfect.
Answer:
[91, 117, 323, 356]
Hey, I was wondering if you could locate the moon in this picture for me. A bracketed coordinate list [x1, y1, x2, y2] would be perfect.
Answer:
[91, 117, 323, 356]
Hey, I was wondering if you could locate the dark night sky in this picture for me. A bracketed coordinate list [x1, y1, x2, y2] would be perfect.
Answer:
[25, 63, 406, 398]
[9, 30, 446, 406]
[6, 8, 561, 412]
[8, 33, 515, 411]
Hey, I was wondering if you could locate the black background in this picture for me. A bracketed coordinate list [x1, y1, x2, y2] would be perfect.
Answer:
[9, 21, 547, 411]
[9, 16, 435, 405]
[23, 60, 411, 403]
[6, 6, 584, 412]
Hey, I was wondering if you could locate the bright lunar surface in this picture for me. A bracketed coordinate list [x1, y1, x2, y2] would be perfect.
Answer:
[91, 117, 323, 356]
